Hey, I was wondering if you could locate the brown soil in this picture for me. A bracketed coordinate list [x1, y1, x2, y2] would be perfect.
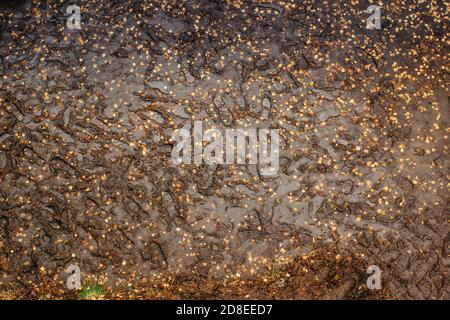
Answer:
[0, 0, 448, 300]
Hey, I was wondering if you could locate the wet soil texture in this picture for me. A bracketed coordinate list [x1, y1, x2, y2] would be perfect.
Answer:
[0, 0, 448, 299]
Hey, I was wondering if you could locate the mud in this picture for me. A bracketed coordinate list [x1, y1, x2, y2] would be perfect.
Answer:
[0, 0, 448, 299]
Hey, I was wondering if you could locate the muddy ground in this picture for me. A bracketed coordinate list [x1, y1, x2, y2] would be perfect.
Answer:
[0, 0, 448, 299]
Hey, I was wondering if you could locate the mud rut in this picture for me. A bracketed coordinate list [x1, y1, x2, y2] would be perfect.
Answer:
[0, 0, 448, 299]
